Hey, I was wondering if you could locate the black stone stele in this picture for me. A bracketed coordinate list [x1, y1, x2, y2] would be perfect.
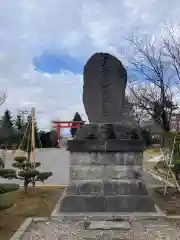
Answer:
[83, 53, 127, 123]
[59, 52, 158, 216]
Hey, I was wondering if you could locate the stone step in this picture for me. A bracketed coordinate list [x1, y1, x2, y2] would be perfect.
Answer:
[70, 152, 142, 165]
[70, 165, 143, 180]
[59, 195, 157, 213]
[87, 220, 131, 230]
[66, 181, 148, 195]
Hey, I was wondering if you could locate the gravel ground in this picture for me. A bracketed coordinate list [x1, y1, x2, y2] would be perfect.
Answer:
[20, 218, 180, 239]
[5, 149, 173, 239]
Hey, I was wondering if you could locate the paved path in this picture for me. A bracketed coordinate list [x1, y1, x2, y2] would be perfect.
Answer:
[0, 148, 69, 186]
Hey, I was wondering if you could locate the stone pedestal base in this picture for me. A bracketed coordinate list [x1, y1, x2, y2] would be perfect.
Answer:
[59, 194, 156, 213]
[59, 139, 158, 216]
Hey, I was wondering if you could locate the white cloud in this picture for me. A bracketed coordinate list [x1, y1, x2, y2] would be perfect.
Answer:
[1, 0, 180, 130]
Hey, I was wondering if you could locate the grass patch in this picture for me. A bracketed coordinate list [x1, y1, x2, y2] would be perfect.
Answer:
[0, 186, 64, 240]
[146, 147, 161, 153]
[143, 148, 161, 161]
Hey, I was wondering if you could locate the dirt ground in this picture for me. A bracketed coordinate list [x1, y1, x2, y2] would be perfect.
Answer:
[149, 187, 180, 215]
[0, 186, 64, 240]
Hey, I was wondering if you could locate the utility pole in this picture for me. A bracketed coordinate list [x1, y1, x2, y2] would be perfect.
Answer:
[18, 109, 29, 122]
[31, 107, 36, 166]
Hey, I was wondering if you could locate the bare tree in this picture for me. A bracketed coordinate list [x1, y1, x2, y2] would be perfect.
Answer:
[118, 33, 178, 132]
[0, 90, 7, 133]
[163, 24, 180, 92]
[123, 95, 144, 126]
[0, 90, 7, 106]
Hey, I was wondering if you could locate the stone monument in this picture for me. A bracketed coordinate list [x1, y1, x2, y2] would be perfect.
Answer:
[83, 52, 127, 123]
[59, 52, 158, 217]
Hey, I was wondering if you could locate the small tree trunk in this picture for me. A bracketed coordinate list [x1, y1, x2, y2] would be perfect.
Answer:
[173, 165, 180, 181]
[24, 177, 28, 194]
[160, 133, 167, 148]
[161, 115, 170, 148]
[32, 178, 35, 192]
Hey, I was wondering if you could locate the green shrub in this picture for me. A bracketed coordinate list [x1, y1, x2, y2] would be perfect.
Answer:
[14, 156, 27, 163]
[0, 151, 52, 194]
[0, 167, 19, 209]
[0, 183, 19, 194]
[12, 152, 52, 193]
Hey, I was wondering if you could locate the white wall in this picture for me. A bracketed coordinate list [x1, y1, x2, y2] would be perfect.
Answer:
[0, 148, 70, 186]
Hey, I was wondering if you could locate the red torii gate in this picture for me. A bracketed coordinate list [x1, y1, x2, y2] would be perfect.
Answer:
[52, 121, 85, 147]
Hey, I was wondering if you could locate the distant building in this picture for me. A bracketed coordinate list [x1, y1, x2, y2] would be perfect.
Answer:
[170, 113, 180, 132]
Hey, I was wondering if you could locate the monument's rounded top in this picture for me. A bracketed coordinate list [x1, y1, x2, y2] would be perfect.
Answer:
[84, 52, 125, 69]
[83, 52, 127, 123]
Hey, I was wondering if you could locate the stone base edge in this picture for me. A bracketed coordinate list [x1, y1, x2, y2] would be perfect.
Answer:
[10, 217, 55, 240]
[51, 187, 68, 217]
[52, 202, 165, 218]
[52, 207, 165, 221]
[10, 218, 33, 240]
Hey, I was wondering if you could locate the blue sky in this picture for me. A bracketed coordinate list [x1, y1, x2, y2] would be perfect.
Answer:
[34, 52, 84, 74]
[1, 0, 180, 132]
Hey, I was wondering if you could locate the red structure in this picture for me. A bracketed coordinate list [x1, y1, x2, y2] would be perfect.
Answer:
[52, 121, 85, 147]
